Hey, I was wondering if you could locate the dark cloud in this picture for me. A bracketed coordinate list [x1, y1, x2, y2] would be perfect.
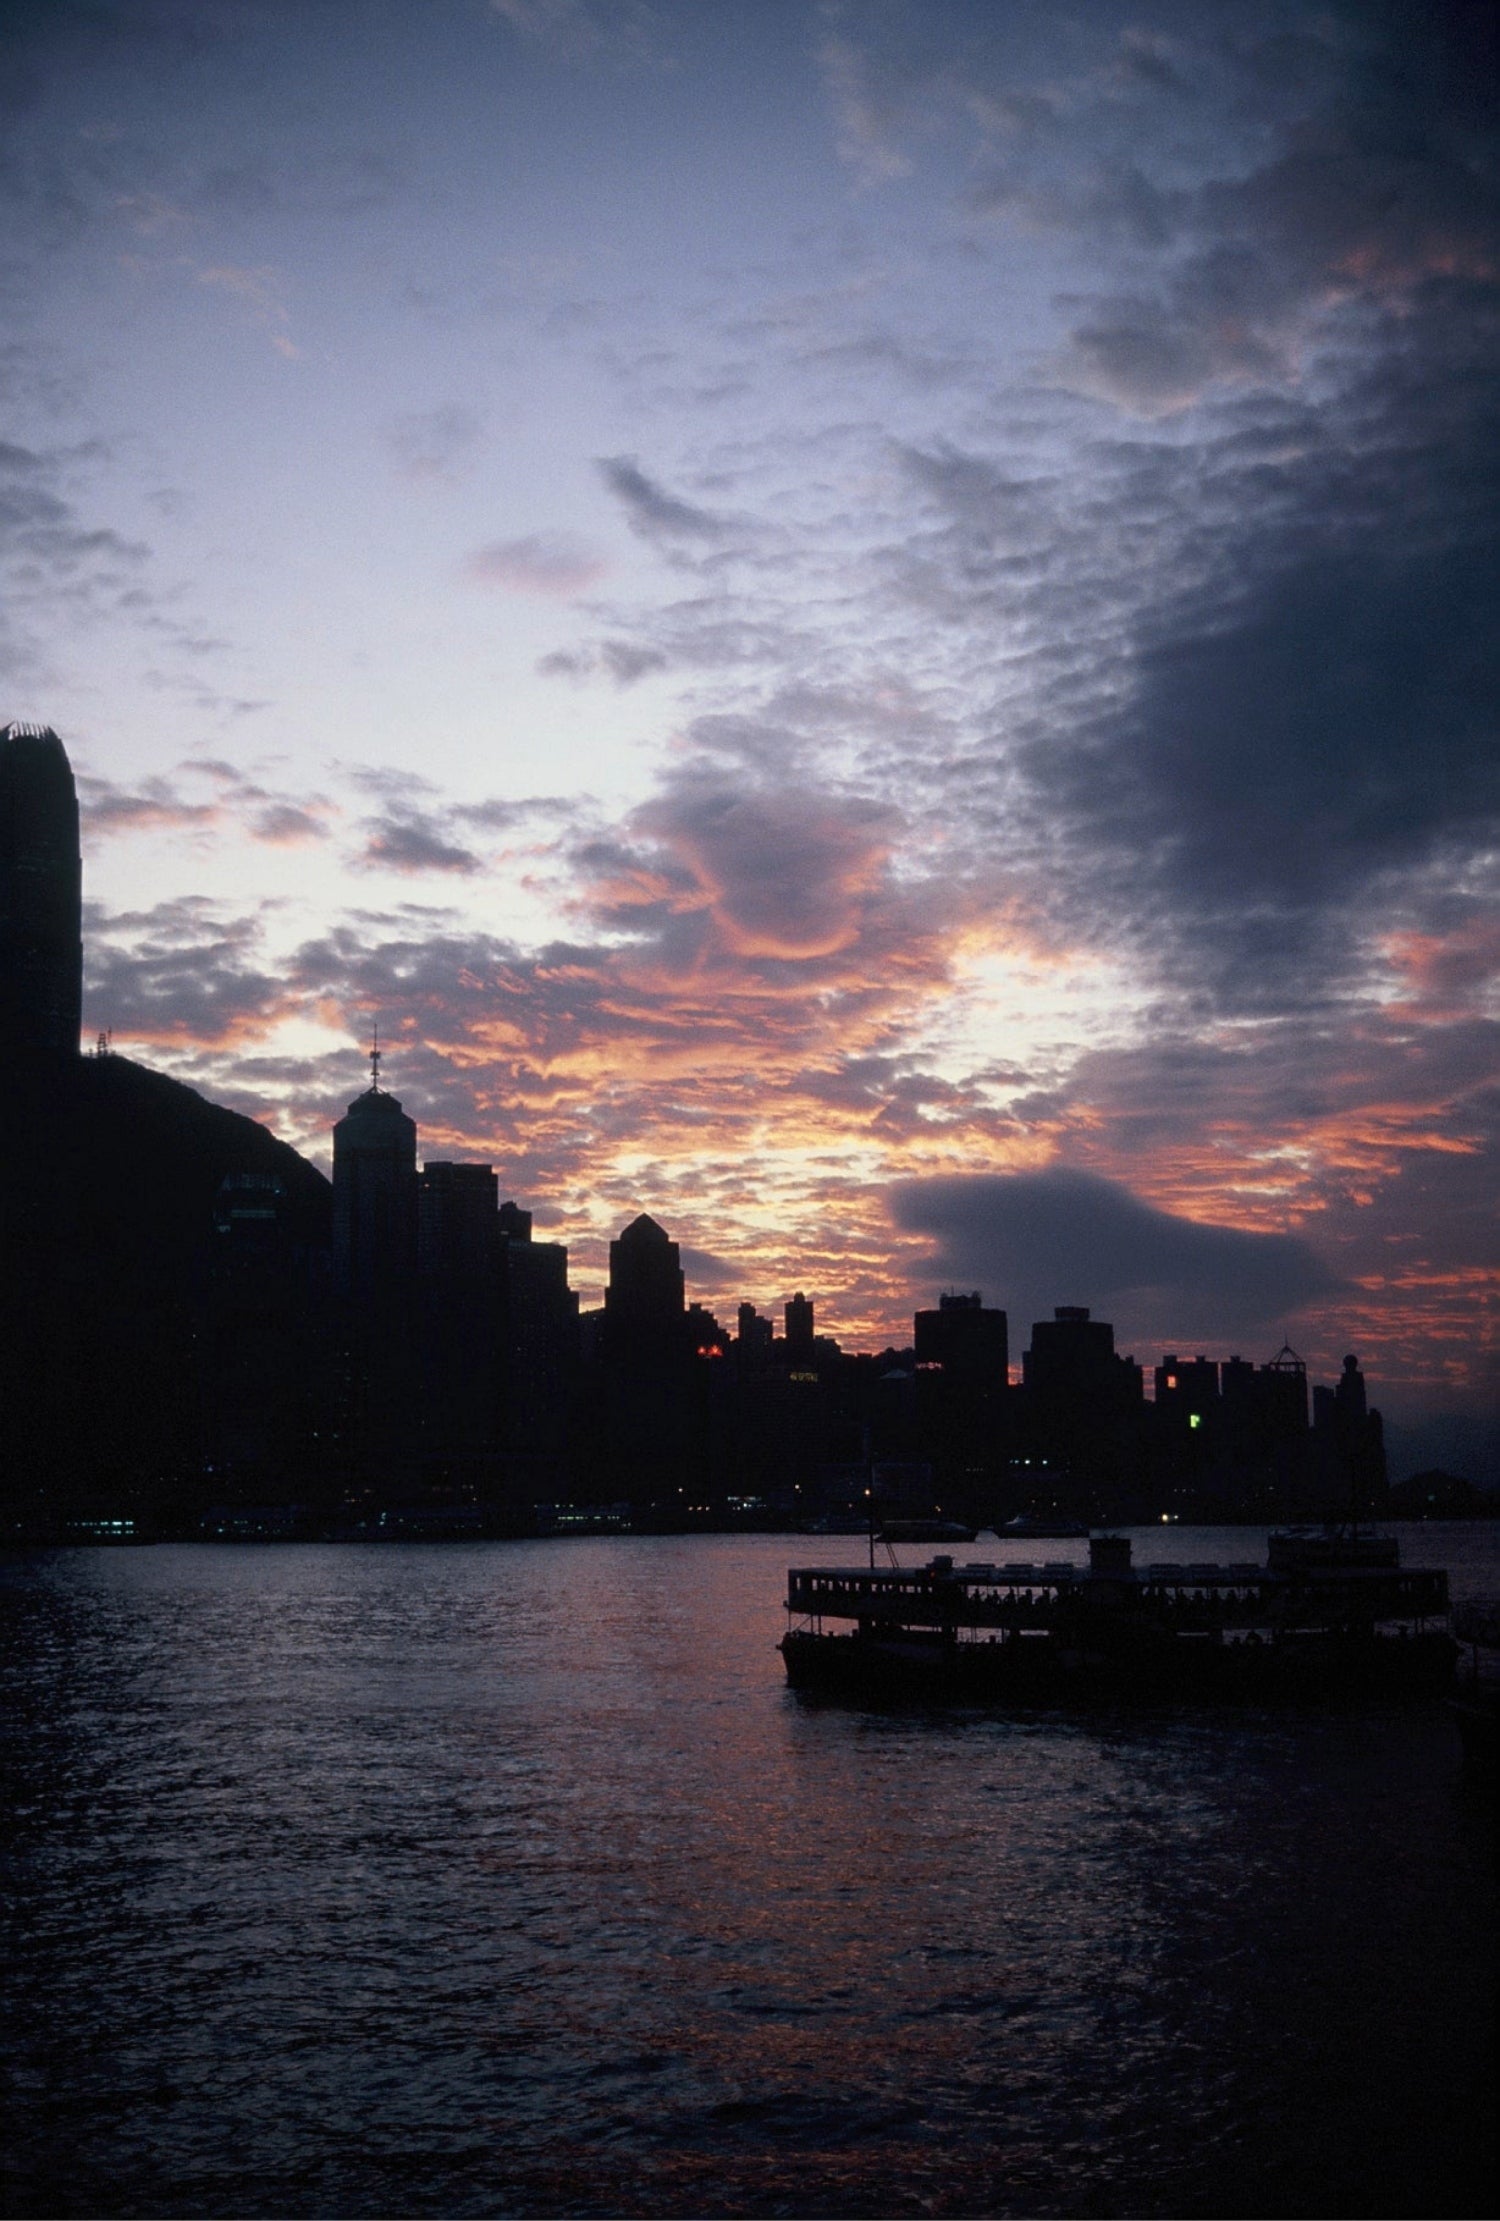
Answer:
[457, 792, 584, 832]
[678, 1244, 737, 1296]
[359, 814, 482, 876]
[597, 455, 727, 545]
[78, 761, 333, 845]
[0, 438, 148, 675]
[84, 894, 288, 1047]
[78, 772, 217, 835]
[848, 8, 1500, 1016]
[1004, 316, 1500, 1004]
[250, 801, 327, 844]
[631, 764, 899, 961]
[891, 1166, 1340, 1351]
[538, 638, 669, 684]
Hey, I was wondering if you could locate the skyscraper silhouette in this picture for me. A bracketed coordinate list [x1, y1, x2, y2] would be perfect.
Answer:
[0, 721, 82, 1054]
[332, 1046, 418, 1300]
[604, 1213, 684, 1359]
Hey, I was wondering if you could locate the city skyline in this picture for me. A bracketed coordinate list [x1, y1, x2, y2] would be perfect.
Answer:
[2, 0, 1495, 1455]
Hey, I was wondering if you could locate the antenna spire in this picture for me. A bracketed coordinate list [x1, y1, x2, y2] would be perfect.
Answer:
[369, 1022, 382, 1093]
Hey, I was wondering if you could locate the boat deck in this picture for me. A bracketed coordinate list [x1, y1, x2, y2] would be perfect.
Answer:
[787, 1556, 1450, 1635]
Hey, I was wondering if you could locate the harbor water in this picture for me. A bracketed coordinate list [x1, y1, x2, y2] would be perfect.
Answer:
[3, 1527, 1496, 2218]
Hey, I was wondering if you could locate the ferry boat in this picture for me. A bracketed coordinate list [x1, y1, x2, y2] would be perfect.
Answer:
[779, 1531, 1455, 1702]
[999, 1514, 1088, 1539]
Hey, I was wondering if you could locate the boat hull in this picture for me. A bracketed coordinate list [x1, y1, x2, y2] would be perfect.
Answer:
[779, 1626, 1458, 1703]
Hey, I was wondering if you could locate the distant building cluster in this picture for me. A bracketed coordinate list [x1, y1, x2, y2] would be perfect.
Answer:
[1, 721, 1390, 1535]
[201, 1110, 1392, 1529]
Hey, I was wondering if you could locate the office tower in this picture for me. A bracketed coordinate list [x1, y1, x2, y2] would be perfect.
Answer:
[332, 1052, 418, 1301]
[1313, 1351, 1386, 1512]
[1154, 1354, 1220, 1427]
[1258, 1342, 1309, 1435]
[914, 1290, 1008, 1385]
[418, 1161, 499, 1286]
[1025, 1306, 1126, 1402]
[497, 1208, 578, 1471]
[604, 1213, 684, 1357]
[913, 1291, 1010, 1506]
[1020, 1306, 1143, 1496]
[416, 1162, 502, 1484]
[202, 1174, 319, 1490]
[596, 1214, 690, 1499]
[0, 721, 82, 1054]
[1335, 1352, 1368, 1422]
[784, 1291, 815, 1364]
[737, 1302, 774, 1365]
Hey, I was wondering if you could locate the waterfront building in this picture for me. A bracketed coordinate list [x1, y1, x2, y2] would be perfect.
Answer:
[914, 1291, 1010, 1509]
[1018, 1306, 1144, 1507]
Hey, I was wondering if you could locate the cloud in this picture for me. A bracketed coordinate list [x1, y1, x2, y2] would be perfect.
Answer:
[0, 438, 149, 677]
[890, 1166, 1340, 1350]
[359, 814, 482, 876]
[77, 761, 334, 847]
[1381, 913, 1500, 1022]
[250, 801, 328, 846]
[78, 772, 218, 836]
[597, 455, 727, 545]
[464, 532, 608, 596]
[538, 638, 668, 684]
[629, 762, 900, 961]
[84, 896, 290, 1049]
[1000, 358, 1500, 1005]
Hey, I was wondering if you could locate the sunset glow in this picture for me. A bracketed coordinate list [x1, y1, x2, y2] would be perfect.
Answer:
[5, 0, 1495, 1471]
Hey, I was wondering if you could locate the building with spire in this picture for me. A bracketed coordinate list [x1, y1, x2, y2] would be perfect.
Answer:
[0, 721, 82, 1055]
[332, 1040, 418, 1302]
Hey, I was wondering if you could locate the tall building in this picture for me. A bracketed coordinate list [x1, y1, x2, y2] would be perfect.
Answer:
[604, 1213, 684, 1358]
[1313, 1351, 1386, 1512]
[1257, 1343, 1309, 1436]
[595, 1213, 690, 1498]
[0, 721, 82, 1054]
[416, 1162, 501, 1485]
[1024, 1306, 1124, 1403]
[1154, 1354, 1219, 1426]
[737, 1302, 774, 1365]
[497, 1207, 578, 1473]
[784, 1292, 815, 1364]
[914, 1291, 1009, 1504]
[1020, 1306, 1143, 1496]
[914, 1290, 1008, 1384]
[418, 1161, 499, 1286]
[332, 1052, 418, 1301]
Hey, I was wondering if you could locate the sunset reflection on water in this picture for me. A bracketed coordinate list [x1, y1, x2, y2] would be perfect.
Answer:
[3, 1531, 1495, 2218]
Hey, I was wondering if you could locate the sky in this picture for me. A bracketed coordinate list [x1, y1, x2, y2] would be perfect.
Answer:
[2, 0, 1495, 1467]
